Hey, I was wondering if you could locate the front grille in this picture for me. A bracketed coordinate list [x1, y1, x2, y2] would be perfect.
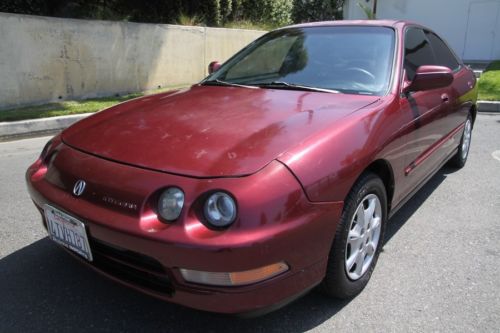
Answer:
[90, 239, 164, 273]
[84, 238, 174, 296]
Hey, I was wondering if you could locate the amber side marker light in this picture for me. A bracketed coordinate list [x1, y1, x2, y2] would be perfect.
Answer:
[180, 262, 289, 287]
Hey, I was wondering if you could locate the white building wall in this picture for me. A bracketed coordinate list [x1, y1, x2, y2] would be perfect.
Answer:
[344, 0, 500, 61]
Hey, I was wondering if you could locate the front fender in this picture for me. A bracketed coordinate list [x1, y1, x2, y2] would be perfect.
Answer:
[277, 99, 396, 202]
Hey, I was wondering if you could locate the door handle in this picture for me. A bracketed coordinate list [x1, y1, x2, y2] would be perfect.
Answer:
[441, 94, 449, 103]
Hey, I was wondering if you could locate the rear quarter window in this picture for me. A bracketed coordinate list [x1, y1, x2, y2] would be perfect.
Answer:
[425, 31, 460, 71]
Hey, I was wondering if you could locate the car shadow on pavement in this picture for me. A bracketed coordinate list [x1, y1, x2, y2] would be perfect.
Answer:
[385, 166, 454, 244]
[0, 238, 351, 332]
[0, 168, 454, 333]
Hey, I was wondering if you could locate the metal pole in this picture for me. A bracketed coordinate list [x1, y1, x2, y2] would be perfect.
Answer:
[373, 0, 378, 19]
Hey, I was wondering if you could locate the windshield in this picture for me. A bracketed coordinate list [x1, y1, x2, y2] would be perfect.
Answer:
[206, 26, 396, 95]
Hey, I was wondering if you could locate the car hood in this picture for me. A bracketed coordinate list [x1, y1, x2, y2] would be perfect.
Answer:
[62, 85, 379, 177]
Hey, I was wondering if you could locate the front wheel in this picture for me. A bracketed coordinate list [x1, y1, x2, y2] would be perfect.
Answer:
[322, 172, 387, 298]
[448, 114, 472, 168]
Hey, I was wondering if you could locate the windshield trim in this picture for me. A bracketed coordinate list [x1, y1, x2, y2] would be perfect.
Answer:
[202, 79, 259, 89]
[255, 81, 341, 94]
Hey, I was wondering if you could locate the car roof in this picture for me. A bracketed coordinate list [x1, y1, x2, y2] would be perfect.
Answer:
[284, 19, 412, 30]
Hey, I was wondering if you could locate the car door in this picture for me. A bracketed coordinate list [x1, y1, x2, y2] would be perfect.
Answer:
[398, 27, 453, 199]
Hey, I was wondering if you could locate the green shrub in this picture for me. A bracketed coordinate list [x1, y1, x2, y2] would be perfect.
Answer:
[0, 0, 47, 16]
[1, 0, 345, 28]
[243, 0, 294, 26]
[176, 12, 205, 26]
[293, 0, 344, 22]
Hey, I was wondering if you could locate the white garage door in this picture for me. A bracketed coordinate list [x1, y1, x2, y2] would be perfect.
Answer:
[463, 0, 500, 60]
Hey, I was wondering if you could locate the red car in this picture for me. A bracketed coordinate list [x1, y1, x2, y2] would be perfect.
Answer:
[26, 20, 477, 315]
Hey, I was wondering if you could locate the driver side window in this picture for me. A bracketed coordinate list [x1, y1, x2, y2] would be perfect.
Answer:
[404, 28, 436, 81]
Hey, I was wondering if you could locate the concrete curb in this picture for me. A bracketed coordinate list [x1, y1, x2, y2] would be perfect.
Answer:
[0, 113, 92, 141]
[478, 101, 500, 113]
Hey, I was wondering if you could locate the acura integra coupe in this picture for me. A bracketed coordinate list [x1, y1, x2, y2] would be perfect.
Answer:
[26, 20, 477, 315]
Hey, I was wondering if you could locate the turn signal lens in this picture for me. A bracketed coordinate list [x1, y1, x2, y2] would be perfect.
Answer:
[180, 262, 289, 286]
[158, 187, 184, 221]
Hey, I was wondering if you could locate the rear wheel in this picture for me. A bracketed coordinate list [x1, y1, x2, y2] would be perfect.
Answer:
[449, 114, 472, 168]
[322, 173, 387, 298]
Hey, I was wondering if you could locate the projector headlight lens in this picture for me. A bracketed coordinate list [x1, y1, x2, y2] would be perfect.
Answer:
[204, 192, 237, 227]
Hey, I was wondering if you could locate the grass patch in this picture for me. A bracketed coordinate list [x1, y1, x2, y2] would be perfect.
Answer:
[171, 13, 275, 31]
[176, 12, 205, 26]
[478, 61, 500, 101]
[223, 20, 275, 31]
[0, 85, 187, 122]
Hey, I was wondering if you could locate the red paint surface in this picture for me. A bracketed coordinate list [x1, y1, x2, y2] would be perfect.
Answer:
[62, 87, 378, 177]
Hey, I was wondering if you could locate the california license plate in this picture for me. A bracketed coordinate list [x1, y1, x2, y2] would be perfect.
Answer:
[44, 205, 93, 261]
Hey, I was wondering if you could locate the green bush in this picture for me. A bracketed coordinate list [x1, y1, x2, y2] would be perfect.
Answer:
[243, 0, 294, 26]
[197, 0, 294, 27]
[0, 0, 344, 27]
[293, 0, 344, 22]
[0, 0, 47, 15]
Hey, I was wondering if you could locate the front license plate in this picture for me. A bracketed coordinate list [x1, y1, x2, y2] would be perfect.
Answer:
[44, 205, 93, 261]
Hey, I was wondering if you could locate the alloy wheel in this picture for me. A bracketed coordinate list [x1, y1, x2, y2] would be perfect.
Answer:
[345, 194, 382, 280]
[461, 118, 472, 160]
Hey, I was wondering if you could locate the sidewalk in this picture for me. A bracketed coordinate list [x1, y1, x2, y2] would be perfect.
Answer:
[478, 101, 500, 112]
[0, 113, 91, 142]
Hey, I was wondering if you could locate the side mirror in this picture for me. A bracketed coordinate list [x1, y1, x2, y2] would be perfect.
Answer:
[404, 65, 453, 93]
[208, 61, 221, 74]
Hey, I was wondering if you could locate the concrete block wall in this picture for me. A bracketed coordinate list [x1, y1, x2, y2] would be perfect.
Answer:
[0, 13, 265, 109]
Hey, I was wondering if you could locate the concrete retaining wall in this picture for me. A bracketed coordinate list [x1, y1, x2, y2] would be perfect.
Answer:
[0, 13, 265, 109]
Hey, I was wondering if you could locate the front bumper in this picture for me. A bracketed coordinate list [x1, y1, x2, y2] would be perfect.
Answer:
[26, 143, 343, 314]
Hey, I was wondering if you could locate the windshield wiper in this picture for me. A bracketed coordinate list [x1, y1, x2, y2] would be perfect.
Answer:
[202, 79, 258, 89]
[256, 81, 340, 94]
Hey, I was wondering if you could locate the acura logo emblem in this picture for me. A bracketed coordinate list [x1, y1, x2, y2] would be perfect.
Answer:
[73, 180, 86, 196]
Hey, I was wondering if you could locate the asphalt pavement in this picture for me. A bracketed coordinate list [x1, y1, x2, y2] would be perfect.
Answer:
[0, 114, 499, 332]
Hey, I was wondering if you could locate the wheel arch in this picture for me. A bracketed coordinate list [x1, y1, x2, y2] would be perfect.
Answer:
[360, 159, 395, 214]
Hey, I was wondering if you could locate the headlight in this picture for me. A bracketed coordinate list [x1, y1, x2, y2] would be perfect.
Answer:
[158, 187, 184, 221]
[204, 192, 237, 227]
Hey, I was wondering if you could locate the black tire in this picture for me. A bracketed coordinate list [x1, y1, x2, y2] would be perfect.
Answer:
[448, 114, 473, 169]
[321, 172, 387, 299]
